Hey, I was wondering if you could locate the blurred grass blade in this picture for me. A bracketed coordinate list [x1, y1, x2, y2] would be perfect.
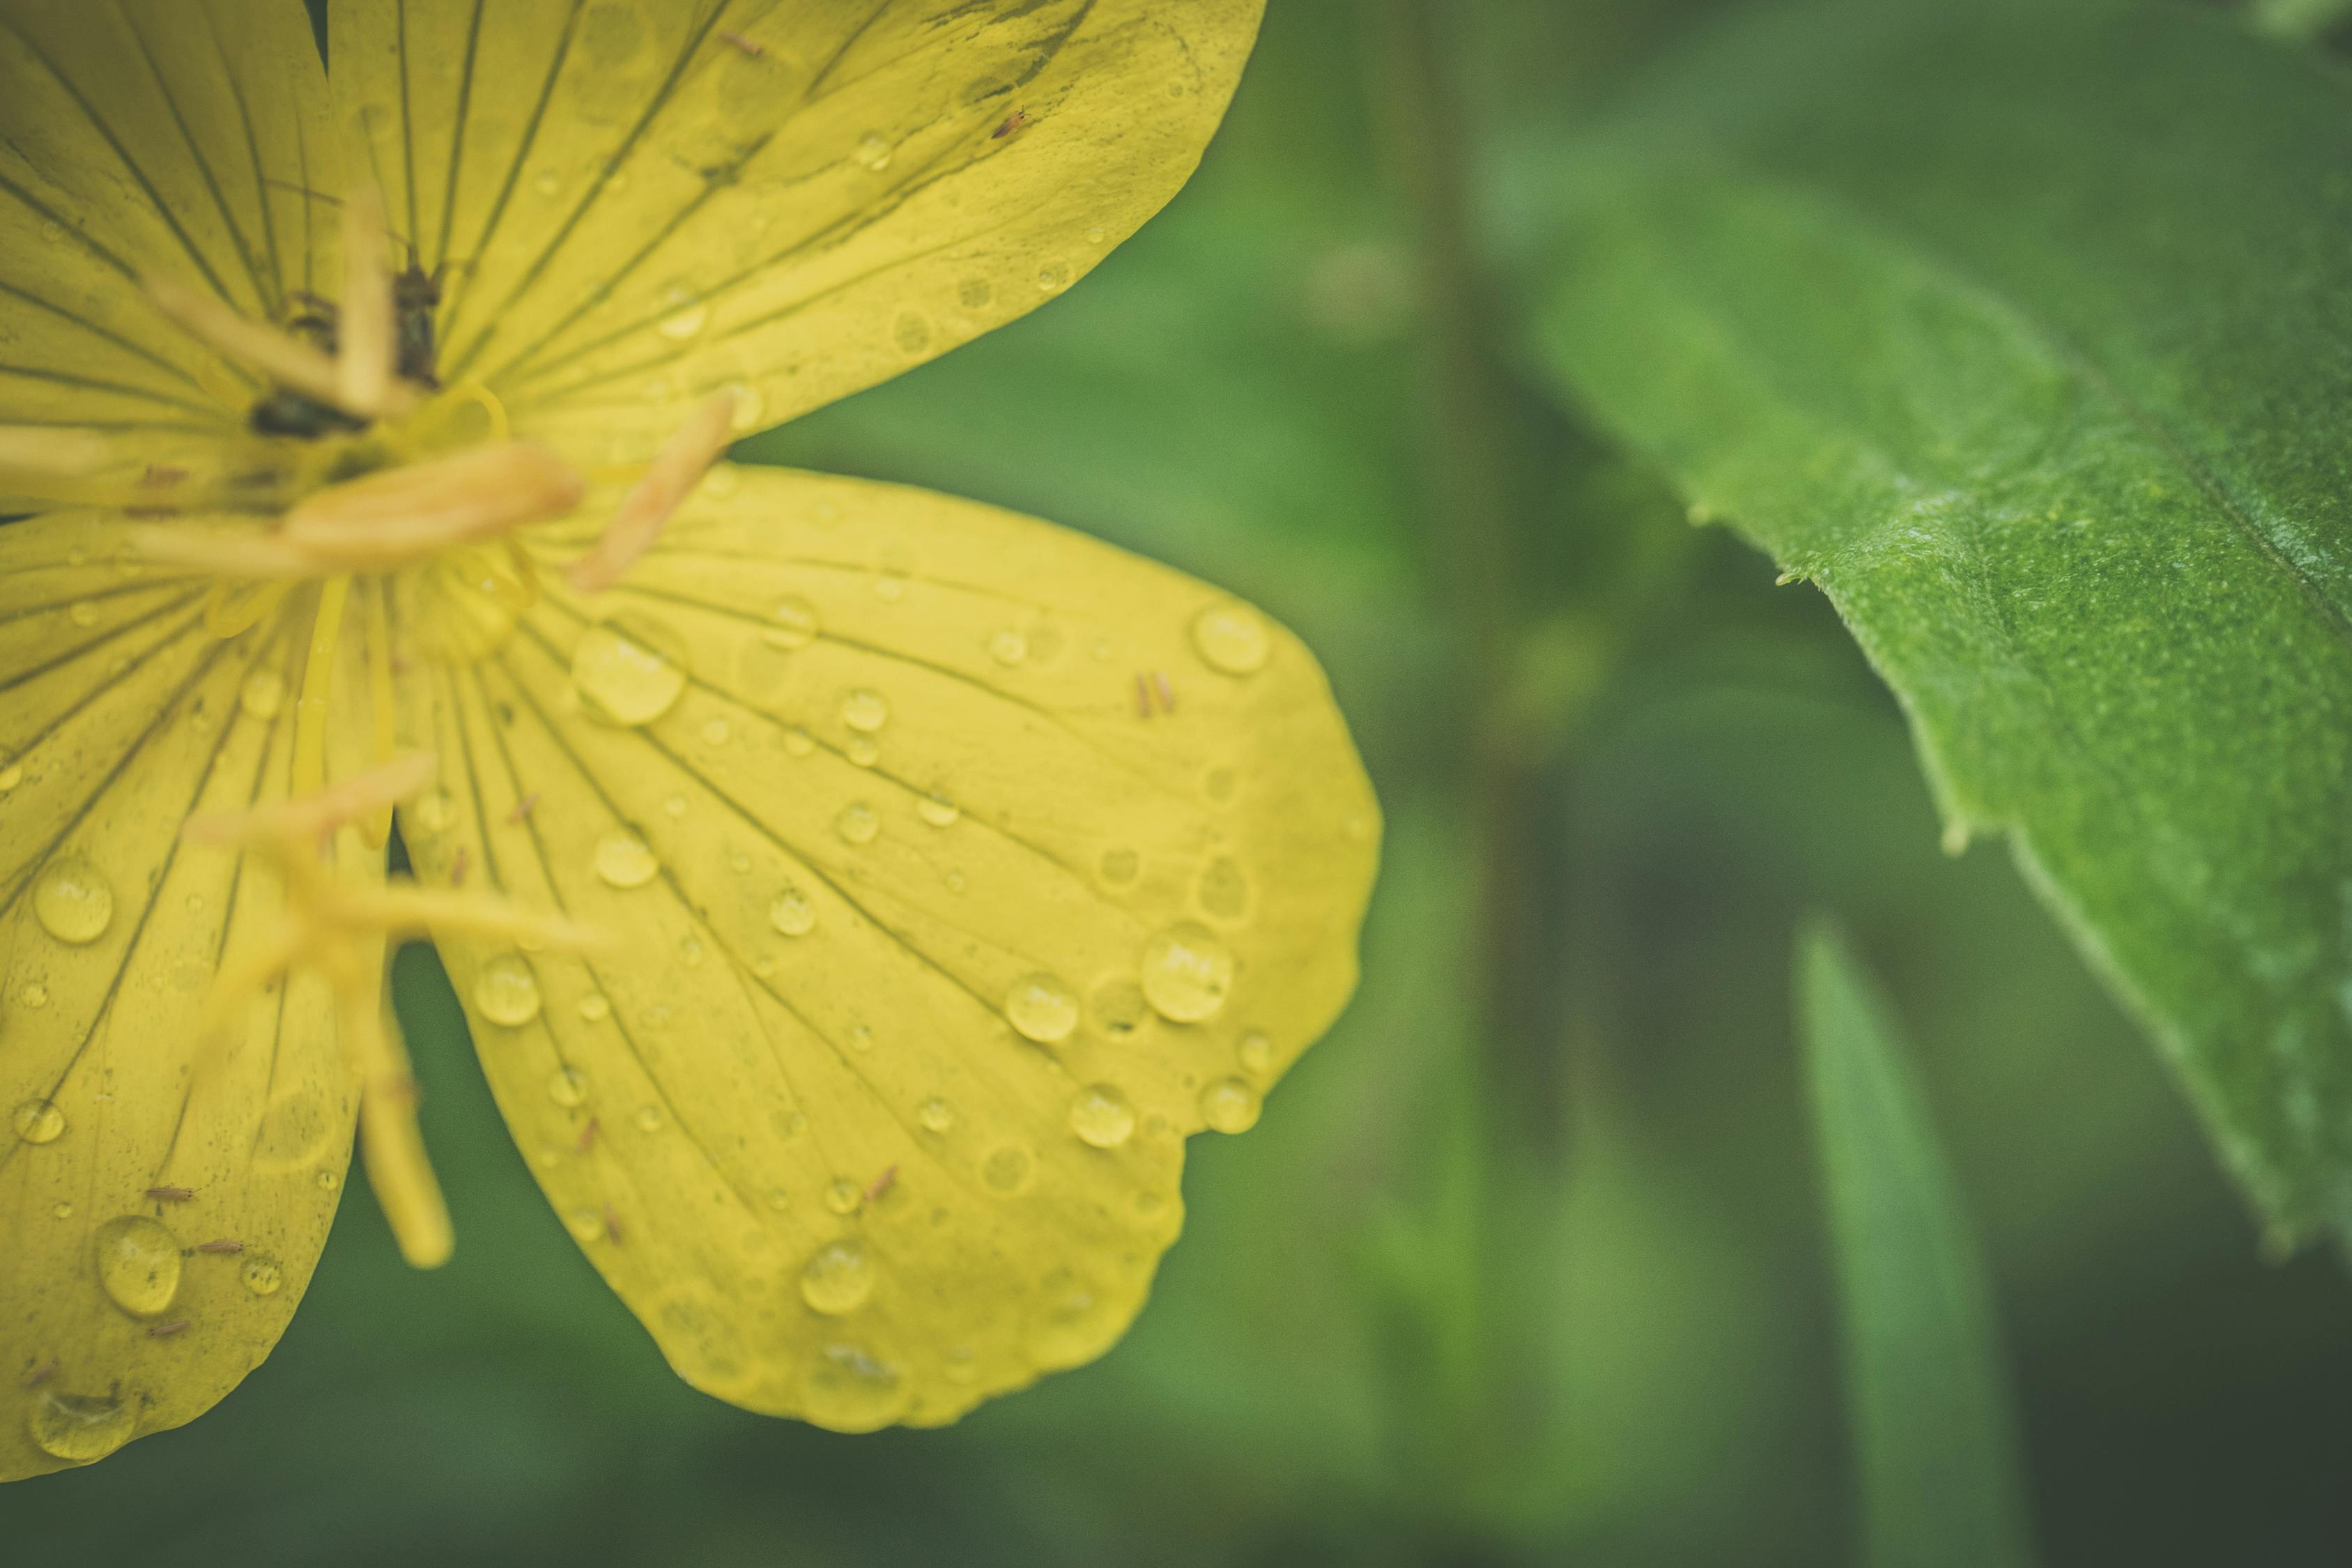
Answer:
[1799, 923, 2037, 1568]
[1525, 0, 2352, 1250]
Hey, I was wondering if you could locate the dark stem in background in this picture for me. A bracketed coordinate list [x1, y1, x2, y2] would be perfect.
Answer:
[1375, 0, 1565, 1153]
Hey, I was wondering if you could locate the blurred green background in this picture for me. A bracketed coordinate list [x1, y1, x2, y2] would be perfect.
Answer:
[8, 1, 2352, 1562]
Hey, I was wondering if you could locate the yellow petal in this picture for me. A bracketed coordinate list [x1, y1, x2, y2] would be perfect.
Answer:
[329, 0, 1265, 460]
[0, 0, 346, 504]
[1, 525, 374, 1479]
[390, 466, 1377, 1429]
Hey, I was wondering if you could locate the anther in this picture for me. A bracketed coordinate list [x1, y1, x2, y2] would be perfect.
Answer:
[566, 389, 738, 592]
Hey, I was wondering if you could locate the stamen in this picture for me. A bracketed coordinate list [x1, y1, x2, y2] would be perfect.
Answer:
[566, 390, 739, 592]
[183, 755, 600, 1274]
[362, 581, 398, 849]
[134, 524, 318, 581]
[344, 981, 454, 1268]
[202, 580, 297, 639]
[187, 751, 436, 848]
[293, 577, 352, 797]
[0, 424, 107, 477]
[146, 276, 416, 424]
[338, 187, 397, 418]
[281, 442, 585, 569]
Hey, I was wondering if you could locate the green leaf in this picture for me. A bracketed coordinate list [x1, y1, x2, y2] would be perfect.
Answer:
[1798, 922, 2036, 1568]
[1523, 0, 2352, 1245]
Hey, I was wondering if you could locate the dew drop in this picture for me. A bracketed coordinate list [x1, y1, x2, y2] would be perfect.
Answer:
[833, 802, 878, 845]
[240, 1254, 283, 1296]
[49, 1201, 72, 1219]
[805, 1342, 907, 1429]
[769, 596, 820, 648]
[769, 886, 817, 936]
[566, 1207, 604, 1243]
[958, 277, 993, 310]
[1191, 602, 1271, 675]
[0, 761, 21, 791]
[1198, 856, 1250, 920]
[547, 1066, 590, 1107]
[27, 1391, 135, 1464]
[1006, 973, 1079, 1044]
[981, 1143, 1034, 1194]
[20, 983, 49, 1009]
[1098, 847, 1139, 885]
[1089, 977, 1148, 1040]
[916, 792, 960, 828]
[663, 793, 688, 819]
[853, 131, 892, 170]
[824, 1179, 863, 1215]
[846, 736, 878, 767]
[1200, 1077, 1261, 1134]
[657, 301, 709, 340]
[679, 936, 705, 967]
[94, 1215, 181, 1317]
[987, 628, 1027, 666]
[848, 1024, 873, 1052]
[633, 1105, 663, 1133]
[33, 856, 113, 946]
[892, 310, 931, 353]
[783, 726, 816, 758]
[1140, 923, 1234, 1022]
[799, 1238, 876, 1314]
[1068, 1084, 1136, 1149]
[68, 599, 98, 627]
[578, 992, 613, 1022]
[1238, 1030, 1274, 1075]
[572, 623, 686, 725]
[702, 717, 731, 746]
[840, 689, 889, 732]
[1036, 259, 1070, 292]
[474, 954, 542, 1026]
[409, 787, 455, 834]
[240, 667, 284, 719]
[593, 828, 659, 889]
[918, 1096, 955, 1133]
[316, 1169, 340, 1191]
[13, 1098, 66, 1144]
[533, 169, 561, 197]
[766, 1187, 792, 1210]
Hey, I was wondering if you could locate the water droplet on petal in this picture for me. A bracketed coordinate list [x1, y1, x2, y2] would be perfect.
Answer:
[804, 1342, 908, 1429]
[1036, 259, 1070, 292]
[981, 1144, 1033, 1193]
[657, 302, 709, 340]
[1200, 1076, 1261, 1134]
[566, 1207, 604, 1243]
[799, 1238, 876, 1314]
[240, 668, 284, 718]
[769, 886, 816, 935]
[68, 599, 98, 627]
[49, 1201, 72, 1219]
[633, 1105, 663, 1132]
[27, 1391, 135, 1463]
[409, 787, 455, 834]
[594, 829, 659, 889]
[783, 726, 816, 757]
[769, 596, 820, 648]
[241, 1254, 284, 1296]
[854, 131, 892, 170]
[702, 718, 731, 746]
[1141, 924, 1234, 1022]
[1237, 1030, 1274, 1075]
[13, 1098, 66, 1144]
[916, 793, 959, 828]
[0, 761, 22, 791]
[20, 982, 49, 1009]
[833, 803, 878, 845]
[548, 1067, 590, 1107]
[475, 954, 542, 1026]
[1198, 856, 1249, 921]
[846, 736, 878, 767]
[1089, 978, 1147, 1039]
[988, 628, 1027, 666]
[34, 856, 113, 944]
[840, 689, 889, 732]
[824, 1179, 863, 1215]
[1191, 602, 1271, 675]
[572, 623, 686, 725]
[1006, 973, 1078, 1043]
[918, 1097, 955, 1132]
[94, 1215, 182, 1317]
[1069, 1084, 1135, 1148]
[578, 992, 613, 1022]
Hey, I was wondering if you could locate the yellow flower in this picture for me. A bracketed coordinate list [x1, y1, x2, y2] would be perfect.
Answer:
[0, 0, 1378, 1477]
